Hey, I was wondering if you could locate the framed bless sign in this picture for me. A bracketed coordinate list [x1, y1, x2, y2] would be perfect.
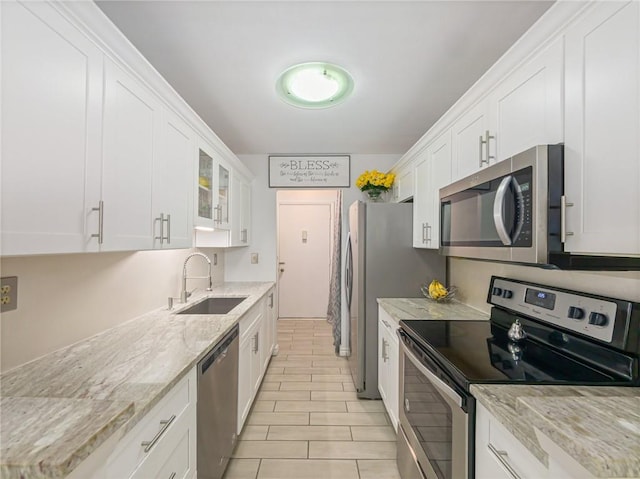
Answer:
[268, 155, 350, 188]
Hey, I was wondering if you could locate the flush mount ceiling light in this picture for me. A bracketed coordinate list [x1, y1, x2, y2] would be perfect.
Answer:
[276, 62, 354, 109]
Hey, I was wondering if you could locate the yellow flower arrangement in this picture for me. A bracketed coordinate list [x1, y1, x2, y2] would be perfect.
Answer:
[355, 170, 396, 192]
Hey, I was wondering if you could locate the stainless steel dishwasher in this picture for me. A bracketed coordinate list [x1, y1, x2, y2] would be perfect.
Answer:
[197, 324, 239, 479]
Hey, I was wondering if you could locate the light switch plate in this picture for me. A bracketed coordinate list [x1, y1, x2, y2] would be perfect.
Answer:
[1, 276, 18, 312]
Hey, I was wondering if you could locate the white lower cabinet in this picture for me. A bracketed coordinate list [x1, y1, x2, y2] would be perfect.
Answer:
[237, 296, 273, 433]
[475, 403, 547, 479]
[377, 307, 399, 431]
[97, 367, 197, 479]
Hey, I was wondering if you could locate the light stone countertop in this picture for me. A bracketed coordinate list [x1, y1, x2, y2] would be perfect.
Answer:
[0, 281, 274, 479]
[377, 297, 489, 324]
[471, 384, 640, 476]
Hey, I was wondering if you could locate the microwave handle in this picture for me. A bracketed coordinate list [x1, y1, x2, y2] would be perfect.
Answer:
[494, 176, 514, 245]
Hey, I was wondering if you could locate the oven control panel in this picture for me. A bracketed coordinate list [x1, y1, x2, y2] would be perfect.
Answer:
[489, 277, 617, 343]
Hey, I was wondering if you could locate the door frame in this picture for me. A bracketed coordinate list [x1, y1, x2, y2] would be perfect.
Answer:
[276, 190, 338, 319]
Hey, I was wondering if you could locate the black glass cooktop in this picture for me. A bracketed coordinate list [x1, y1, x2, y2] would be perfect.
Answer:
[399, 319, 636, 391]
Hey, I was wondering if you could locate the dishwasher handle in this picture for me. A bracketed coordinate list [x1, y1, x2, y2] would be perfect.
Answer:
[200, 324, 239, 375]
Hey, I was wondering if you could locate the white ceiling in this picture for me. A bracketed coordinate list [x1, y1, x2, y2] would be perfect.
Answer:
[96, 1, 554, 156]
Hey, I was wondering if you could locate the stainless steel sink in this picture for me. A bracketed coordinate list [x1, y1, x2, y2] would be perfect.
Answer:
[176, 297, 248, 315]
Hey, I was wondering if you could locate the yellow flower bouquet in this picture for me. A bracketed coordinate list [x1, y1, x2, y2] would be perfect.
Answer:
[355, 170, 395, 201]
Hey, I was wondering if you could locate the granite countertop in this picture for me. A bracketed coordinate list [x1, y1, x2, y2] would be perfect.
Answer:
[377, 297, 489, 323]
[0, 281, 274, 479]
[471, 384, 640, 477]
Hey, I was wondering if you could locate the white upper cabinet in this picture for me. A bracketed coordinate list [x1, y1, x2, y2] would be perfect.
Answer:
[492, 36, 564, 162]
[101, 59, 160, 251]
[451, 99, 494, 181]
[390, 164, 414, 203]
[154, 109, 194, 249]
[564, 1, 640, 256]
[1, 1, 103, 255]
[413, 130, 452, 249]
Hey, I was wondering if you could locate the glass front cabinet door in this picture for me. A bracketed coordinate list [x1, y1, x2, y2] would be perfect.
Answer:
[197, 148, 214, 224]
[195, 142, 231, 230]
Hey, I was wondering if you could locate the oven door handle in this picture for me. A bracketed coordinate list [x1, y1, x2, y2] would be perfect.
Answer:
[400, 339, 462, 408]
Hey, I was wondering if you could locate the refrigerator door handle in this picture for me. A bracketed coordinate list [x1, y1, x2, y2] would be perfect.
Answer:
[345, 232, 353, 310]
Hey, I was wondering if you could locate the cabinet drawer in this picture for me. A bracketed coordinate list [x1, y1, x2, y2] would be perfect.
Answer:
[487, 412, 547, 479]
[239, 298, 265, 341]
[106, 368, 196, 478]
[130, 408, 195, 479]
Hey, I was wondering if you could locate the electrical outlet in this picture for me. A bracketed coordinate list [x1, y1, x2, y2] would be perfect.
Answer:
[251, 253, 259, 264]
[1, 276, 18, 313]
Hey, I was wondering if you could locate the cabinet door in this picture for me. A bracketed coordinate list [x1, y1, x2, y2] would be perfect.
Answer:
[154, 109, 194, 249]
[493, 37, 564, 162]
[377, 317, 389, 404]
[386, 327, 399, 432]
[237, 331, 253, 433]
[215, 161, 231, 230]
[393, 167, 414, 203]
[1, 1, 103, 255]
[412, 152, 430, 248]
[230, 173, 243, 246]
[241, 179, 252, 245]
[564, 1, 640, 255]
[195, 144, 215, 228]
[102, 59, 160, 251]
[451, 100, 493, 180]
[426, 130, 452, 250]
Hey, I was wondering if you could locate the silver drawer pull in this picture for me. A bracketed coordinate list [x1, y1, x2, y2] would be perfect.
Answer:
[141, 414, 176, 452]
[487, 443, 522, 479]
[168, 473, 176, 479]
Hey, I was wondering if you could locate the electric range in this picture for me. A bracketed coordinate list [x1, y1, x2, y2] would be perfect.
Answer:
[396, 276, 640, 479]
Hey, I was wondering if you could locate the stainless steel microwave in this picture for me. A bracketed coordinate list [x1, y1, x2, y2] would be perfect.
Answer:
[439, 145, 563, 265]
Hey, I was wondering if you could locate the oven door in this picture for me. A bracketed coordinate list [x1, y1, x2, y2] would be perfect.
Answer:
[398, 336, 471, 479]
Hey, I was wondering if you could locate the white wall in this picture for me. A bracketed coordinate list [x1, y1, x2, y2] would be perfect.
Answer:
[449, 257, 640, 314]
[226, 154, 400, 354]
[225, 154, 400, 282]
[0, 247, 223, 372]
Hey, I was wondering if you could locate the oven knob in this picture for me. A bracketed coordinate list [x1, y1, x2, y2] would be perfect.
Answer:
[492, 287, 503, 296]
[588, 312, 609, 327]
[502, 289, 513, 299]
[567, 306, 585, 320]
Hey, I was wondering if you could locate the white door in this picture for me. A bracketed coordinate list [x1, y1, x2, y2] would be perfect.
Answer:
[278, 203, 332, 318]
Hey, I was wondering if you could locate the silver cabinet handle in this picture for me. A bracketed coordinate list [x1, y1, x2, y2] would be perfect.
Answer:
[560, 195, 574, 243]
[422, 223, 427, 244]
[425, 223, 432, 243]
[91, 201, 104, 244]
[141, 414, 176, 452]
[487, 443, 522, 479]
[381, 319, 391, 328]
[479, 130, 495, 166]
[269, 292, 274, 308]
[165, 214, 171, 244]
[155, 213, 165, 245]
[253, 332, 259, 353]
[381, 338, 388, 362]
[168, 473, 176, 479]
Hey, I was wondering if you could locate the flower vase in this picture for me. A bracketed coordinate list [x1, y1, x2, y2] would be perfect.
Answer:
[365, 189, 383, 202]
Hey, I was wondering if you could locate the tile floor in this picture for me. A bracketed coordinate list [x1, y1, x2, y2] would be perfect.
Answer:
[223, 319, 401, 479]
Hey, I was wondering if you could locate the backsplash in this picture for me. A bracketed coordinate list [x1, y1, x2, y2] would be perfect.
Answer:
[449, 257, 640, 314]
[0, 247, 224, 372]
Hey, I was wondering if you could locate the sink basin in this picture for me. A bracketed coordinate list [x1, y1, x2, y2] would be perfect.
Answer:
[176, 297, 248, 315]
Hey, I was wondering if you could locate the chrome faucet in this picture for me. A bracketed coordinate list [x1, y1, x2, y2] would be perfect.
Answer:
[180, 252, 213, 303]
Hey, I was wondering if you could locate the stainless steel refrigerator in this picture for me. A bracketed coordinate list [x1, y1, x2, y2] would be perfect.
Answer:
[346, 201, 446, 399]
